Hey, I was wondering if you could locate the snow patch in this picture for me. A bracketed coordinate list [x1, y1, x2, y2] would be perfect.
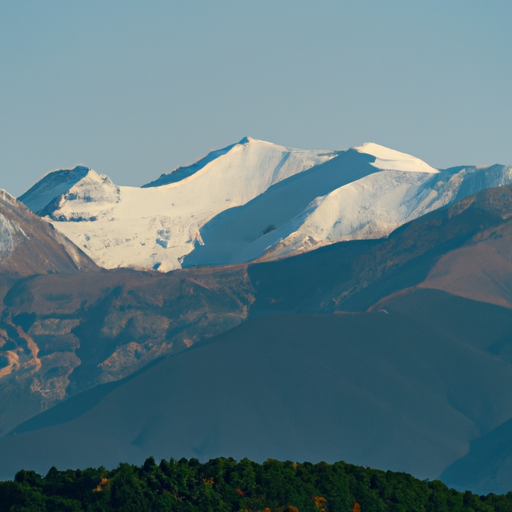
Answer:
[354, 143, 439, 174]
[0, 214, 16, 258]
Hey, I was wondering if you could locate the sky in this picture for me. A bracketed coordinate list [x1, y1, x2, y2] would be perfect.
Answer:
[1, 1, 511, 196]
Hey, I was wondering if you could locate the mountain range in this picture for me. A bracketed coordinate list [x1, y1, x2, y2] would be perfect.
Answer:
[18, 138, 512, 272]
[2, 138, 512, 495]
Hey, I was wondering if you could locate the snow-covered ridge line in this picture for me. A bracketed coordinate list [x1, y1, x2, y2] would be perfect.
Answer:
[142, 137, 249, 188]
[354, 143, 439, 174]
[0, 189, 17, 206]
[17, 138, 511, 272]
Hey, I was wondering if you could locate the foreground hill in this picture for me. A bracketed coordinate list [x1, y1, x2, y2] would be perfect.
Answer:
[18, 138, 512, 271]
[2, 457, 511, 512]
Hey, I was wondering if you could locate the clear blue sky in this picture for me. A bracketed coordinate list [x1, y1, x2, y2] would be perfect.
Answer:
[1, 0, 511, 196]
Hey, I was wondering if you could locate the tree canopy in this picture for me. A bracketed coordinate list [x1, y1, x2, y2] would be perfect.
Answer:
[1, 457, 512, 512]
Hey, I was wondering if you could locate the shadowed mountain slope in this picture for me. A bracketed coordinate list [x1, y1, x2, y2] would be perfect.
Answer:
[248, 184, 512, 315]
[0, 189, 97, 276]
[2, 290, 512, 483]
[441, 414, 512, 495]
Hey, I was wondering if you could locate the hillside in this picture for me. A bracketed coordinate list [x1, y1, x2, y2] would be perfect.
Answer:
[0, 266, 253, 436]
[2, 457, 511, 512]
[2, 289, 512, 483]
[0, 189, 97, 277]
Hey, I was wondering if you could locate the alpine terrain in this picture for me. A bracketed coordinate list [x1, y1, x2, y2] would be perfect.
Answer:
[1, 138, 512, 496]
[19, 138, 512, 272]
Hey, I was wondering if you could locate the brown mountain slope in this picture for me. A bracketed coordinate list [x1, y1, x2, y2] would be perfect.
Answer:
[248, 184, 512, 314]
[0, 190, 97, 276]
[2, 289, 512, 484]
[0, 266, 253, 436]
[419, 216, 512, 308]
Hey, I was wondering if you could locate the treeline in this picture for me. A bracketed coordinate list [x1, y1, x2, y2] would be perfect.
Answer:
[1, 457, 512, 512]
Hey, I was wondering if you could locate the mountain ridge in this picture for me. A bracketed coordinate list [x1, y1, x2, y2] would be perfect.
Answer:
[0, 188, 98, 276]
[19, 138, 511, 272]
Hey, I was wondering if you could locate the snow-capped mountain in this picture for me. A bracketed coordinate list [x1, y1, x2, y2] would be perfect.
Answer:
[19, 137, 512, 271]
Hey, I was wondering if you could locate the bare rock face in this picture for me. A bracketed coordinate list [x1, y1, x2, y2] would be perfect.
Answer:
[0, 266, 254, 436]
[0, 189, 98, 276]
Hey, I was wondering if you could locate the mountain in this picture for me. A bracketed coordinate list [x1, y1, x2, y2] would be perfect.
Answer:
[4, 180, 509, 438]
[2, 289, 512, 483]
[19, 138, 336, 271]
[0, 182, 512, 466]
[0, 265, 253, 437]
[19, 138, 512, 272]
[2, 184, 512, 488]
[0, 189, 97, 277]
[6, 155, 512, 493]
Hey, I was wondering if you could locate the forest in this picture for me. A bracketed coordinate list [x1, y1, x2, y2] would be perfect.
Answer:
[1, 457, 512, 512]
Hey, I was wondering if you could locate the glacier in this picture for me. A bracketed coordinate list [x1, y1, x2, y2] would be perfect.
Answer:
[18, 137, 512, 272]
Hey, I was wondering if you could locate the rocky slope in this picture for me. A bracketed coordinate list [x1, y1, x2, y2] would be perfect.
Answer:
[0, 189, 97, 276]
[0, 267, 253, 436]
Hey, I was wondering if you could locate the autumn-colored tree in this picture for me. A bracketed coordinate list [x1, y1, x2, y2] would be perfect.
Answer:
[202, 477, 214, 486]
[352, 502, 361, 512]
[276, 506, 299, 512]
[93, 478, 109, 493]
[314, 495, 327, 511]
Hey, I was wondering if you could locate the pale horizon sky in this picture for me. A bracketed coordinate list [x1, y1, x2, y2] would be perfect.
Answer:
[1, 1, 511, 196]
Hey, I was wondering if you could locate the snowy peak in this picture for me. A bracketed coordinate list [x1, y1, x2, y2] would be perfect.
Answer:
[19, 167, 120, 222]
[142, 140, 241, 188]
[19, 166, 91, 214]
[42, 169, 120, 222]
[17, 138, 512, 272]
[354, 142, 439, 174]
[143, 136, 287, 188]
